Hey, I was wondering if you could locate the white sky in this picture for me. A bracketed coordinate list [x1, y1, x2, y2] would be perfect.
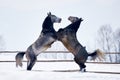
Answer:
[0, 0, 120, 51]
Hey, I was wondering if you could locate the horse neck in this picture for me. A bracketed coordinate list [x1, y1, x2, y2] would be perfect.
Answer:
[66, 19, 82, 33]
[42, 16, 55, 32]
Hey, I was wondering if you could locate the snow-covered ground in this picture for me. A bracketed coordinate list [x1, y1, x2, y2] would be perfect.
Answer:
[0, 62, 120, 80]
[0, 53, 120, 80]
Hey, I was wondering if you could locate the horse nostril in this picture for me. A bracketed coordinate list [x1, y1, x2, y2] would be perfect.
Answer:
[68, 17, 70, 20]
[59, 18, 62, 22]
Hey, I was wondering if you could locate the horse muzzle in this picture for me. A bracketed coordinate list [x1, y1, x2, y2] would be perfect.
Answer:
[58, 18, 62, 23]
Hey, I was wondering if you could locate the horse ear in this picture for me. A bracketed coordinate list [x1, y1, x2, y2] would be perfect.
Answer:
[80, 18, 83, 21]
[47, 12, 51, 16]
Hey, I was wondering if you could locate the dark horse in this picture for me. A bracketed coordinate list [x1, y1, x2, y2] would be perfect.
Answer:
[15, 12, 61, 70]
[57, 16, 104, 72]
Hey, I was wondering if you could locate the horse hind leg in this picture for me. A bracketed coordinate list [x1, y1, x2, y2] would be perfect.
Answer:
[27, 60, 36, 70]
[74, 57, 86, 72]
[26, 53, 37, 70]
[79, 63, 86, 72]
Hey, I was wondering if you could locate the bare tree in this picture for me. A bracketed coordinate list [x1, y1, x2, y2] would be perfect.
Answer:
[113, 28, 120, 62]
[96, 25, 114, 62]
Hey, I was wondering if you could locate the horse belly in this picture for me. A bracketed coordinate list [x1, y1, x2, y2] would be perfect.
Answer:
[32, 37, 56, 55]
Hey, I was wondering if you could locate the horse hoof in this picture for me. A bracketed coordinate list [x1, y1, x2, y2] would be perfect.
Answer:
[80, 68, 86, 72]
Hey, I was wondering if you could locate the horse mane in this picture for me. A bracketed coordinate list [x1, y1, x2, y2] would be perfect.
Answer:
[42, 16, 55, 34]
[65, 19, 82, 33]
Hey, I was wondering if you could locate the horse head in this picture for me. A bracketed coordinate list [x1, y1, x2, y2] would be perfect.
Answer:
[47, 12, 62, 23]
[57, 16, 83, 41]
[42, 12, 62, 33]
[68, 16, 83, 23]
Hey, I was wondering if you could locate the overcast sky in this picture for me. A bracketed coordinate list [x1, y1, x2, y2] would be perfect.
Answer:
[0, 0, 120, 51]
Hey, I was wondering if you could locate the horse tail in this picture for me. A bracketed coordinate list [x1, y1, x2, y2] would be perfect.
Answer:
[88, 49, 105, 61]
[15, 52, 25, 67]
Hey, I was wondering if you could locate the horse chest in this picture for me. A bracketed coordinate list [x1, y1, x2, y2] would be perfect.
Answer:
[61, 38, 76, 55]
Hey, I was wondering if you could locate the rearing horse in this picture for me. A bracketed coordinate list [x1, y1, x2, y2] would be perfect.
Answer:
[15, 12, 61, 70]
[57, 16, 104, 72]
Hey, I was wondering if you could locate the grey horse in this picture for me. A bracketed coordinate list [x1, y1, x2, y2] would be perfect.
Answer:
[15, 12, 61, 70]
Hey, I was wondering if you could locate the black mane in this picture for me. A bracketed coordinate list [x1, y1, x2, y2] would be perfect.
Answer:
[42, 16, 56, 34]
[65, 19, 82, 33]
